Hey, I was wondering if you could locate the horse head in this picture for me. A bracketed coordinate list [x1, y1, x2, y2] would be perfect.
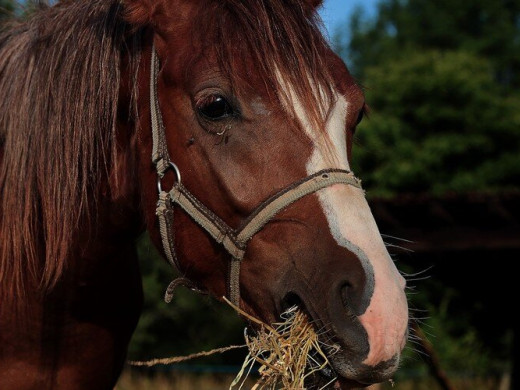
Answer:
[126, 0, 409, 387]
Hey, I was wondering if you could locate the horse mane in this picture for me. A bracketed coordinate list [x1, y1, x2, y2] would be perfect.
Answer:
[0, 0, 137, 294]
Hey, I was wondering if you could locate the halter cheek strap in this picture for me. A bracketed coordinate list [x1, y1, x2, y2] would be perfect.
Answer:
[149, 46, 362, 306]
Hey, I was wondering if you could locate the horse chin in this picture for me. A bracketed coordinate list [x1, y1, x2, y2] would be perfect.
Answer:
[331, 377, 370, 390]
[300, 347, 398, 390]
[326, 353, 400, 388]
[297, 336, 399, 389]
[280, 301, 400, 389]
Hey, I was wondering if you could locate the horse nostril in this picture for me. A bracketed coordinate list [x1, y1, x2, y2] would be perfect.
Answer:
[340, 281, 357, 313]
[340, 283, 350, 307]
[281, 292, 302, 313]
[339, 278, 371, 317]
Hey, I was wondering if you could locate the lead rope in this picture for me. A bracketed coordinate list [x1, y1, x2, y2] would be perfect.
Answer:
[128, 344, 247, 367]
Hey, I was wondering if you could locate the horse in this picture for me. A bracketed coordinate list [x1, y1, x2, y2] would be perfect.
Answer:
[0, 0, 409, 388]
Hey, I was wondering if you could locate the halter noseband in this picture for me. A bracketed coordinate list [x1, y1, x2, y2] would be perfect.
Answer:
[149, 46, 362, 306]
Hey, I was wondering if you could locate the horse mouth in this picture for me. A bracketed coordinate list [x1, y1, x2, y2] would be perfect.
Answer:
[288, 323, 372, 390]
[300, 334, 372, 390]
[279, 293, 398, 389]
[299, 327, 396, 390]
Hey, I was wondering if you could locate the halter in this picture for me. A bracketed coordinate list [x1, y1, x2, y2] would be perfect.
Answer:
[149, 46, 362, 306]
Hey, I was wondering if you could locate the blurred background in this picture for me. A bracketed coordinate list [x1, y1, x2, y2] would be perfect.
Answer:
[2, 0, 519, 389]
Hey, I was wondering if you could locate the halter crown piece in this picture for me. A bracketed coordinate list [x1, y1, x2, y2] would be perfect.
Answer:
[149, 45, 362, 306]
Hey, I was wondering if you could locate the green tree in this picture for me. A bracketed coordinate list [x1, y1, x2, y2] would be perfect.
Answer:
[331, 0, 520, 196]
[343, 0, 520, 90]
[352, 50, 520, 196]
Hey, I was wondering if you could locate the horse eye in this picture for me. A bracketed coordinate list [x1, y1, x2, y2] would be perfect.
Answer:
[197, 95, 234, 120]
[356, 109, 364, 126]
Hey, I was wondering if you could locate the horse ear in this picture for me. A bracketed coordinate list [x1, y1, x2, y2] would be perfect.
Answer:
[123, 0, 161, 28]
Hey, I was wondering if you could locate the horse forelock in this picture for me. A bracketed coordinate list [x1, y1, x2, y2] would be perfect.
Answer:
[0, 0, 140, 296]
[187, 0, 337, 134]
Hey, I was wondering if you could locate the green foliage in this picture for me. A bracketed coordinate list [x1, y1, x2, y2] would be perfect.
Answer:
[419, 292, 506, 377]
[331, 0, 520, 197]
[0, 0, 16, 22]
[352, 50, 520, 196]
[345, 0, 520, 90]
[402, 290, 508, 378]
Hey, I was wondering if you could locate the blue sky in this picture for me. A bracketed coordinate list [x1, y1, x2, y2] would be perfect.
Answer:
[318, 0, 380, 35]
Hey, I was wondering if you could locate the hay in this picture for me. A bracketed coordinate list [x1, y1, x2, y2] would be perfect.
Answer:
[225, 298, 337, 390]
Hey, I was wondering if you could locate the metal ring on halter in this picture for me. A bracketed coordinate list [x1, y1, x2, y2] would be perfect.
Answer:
[157, 162, 182, 193]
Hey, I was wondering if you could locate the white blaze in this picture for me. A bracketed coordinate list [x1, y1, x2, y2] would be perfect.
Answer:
[287, 83, 408, 365]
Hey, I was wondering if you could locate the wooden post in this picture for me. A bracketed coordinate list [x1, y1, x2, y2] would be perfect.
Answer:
[511, 316, 518, 390]
[411, 321, 456, 390]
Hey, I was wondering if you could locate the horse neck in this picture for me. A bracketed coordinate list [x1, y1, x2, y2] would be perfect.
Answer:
[0, 132, 144, 388]
[72, 116, 144, 271]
